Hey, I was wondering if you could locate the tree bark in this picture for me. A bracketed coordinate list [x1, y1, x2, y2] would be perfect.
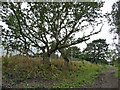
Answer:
[42, 53, 51, 67]
[59, 49, 69, 66]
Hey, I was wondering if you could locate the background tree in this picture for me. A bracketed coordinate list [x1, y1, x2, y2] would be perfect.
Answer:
[50, 51, 59, 60]
[64, 46, 81, 60]
[108, 49, 118, 66]
[111, 0, 120, 64]
[83, 39, 109, 64]
[0, 2, 104, 64]
[107, 0, 120, 60]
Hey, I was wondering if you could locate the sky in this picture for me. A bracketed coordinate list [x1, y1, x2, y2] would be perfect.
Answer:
[0, 0, 119, 57]
[78, 0, 118, 51]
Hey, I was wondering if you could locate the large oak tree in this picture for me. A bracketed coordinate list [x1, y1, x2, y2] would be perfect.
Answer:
[0, 2, 104, 64]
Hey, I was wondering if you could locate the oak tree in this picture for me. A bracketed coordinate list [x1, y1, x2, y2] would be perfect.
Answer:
[0, 2, 104, 64]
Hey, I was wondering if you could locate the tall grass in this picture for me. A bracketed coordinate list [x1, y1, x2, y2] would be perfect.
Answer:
[2, 56, 109, 88]
[113, 66, 120, 77]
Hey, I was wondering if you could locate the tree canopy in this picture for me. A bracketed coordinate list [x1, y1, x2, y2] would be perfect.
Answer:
[106, 0, 120, 58]
[65, 46, 81, 60]
[111, 0, 120, 33]
[83, 39, 109, 64]
[0, 2, 104, 63]
[111, 0, 120, 58]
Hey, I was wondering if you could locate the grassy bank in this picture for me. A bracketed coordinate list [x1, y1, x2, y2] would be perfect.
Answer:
[113, 66, 120, 77]
[2, 56, 109, 88]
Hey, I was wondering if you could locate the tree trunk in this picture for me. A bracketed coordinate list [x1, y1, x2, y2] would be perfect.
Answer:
[42, 53, 51, 67]
[59, 49, 69, 66]
[5, 49, 9, 58]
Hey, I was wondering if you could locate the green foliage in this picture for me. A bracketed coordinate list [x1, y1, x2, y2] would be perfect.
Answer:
[1, 2, 104, 63]
[83, 39, 109, 64]
[111, 0, 120, 33]
[51, 85, 61, 88]
[64, 46, 81, 59]
[49, 61, 109, 88]
[40, 64, 44, 67]
[109, 1, 120, 65]
[113, 66, 120, 77]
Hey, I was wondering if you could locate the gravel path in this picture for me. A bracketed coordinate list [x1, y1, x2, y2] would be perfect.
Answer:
[91, 68, 119, 88]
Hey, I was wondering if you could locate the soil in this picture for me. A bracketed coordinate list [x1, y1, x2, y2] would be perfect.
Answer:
[87, 68, 119, 88]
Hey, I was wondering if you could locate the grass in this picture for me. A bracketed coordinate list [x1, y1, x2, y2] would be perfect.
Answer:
[52, 62, 109, 88]
[113, 66, 120, 77]
[0, 58, 2, 69]
[2, 56, 109, 88]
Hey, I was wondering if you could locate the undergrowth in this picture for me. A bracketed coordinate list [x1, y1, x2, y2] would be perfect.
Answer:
[2, 56, 109, 88]
[113, 66, 120, 77]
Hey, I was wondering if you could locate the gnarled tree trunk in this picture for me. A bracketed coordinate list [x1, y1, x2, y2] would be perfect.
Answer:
[59, 49, 69, 66]
[42, 53, 51, 67]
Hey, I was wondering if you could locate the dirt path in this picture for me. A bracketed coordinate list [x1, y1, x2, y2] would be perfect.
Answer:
[90, 68, 119, 88]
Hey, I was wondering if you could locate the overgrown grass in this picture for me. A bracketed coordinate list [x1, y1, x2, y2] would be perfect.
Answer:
[51, 61, 109, 88]
[2, 56, 109, 88]
[113, 66, 120, 77]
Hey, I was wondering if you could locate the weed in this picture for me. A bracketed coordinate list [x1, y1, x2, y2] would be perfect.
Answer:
[113, 66, 119, 77]
[2, 56, 109, 88]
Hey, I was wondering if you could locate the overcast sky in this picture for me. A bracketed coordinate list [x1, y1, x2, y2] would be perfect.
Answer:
[0, 0, 118, 57]
[78, 0, 118, 51]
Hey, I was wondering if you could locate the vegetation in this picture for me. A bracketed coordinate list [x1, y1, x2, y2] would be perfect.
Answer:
[82, 39, 109, 64]
[112, 66, 120, 78]
[2, 56, 109, 88]
[1, 1, 119, 89]
[107, 0, 120, 59]
[1, 2, 104, 64]
[110, 1, 120, 78]
[107, 49, 118, 66]
[106, 1, 120, 76]
[63, 46, 81, 60]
